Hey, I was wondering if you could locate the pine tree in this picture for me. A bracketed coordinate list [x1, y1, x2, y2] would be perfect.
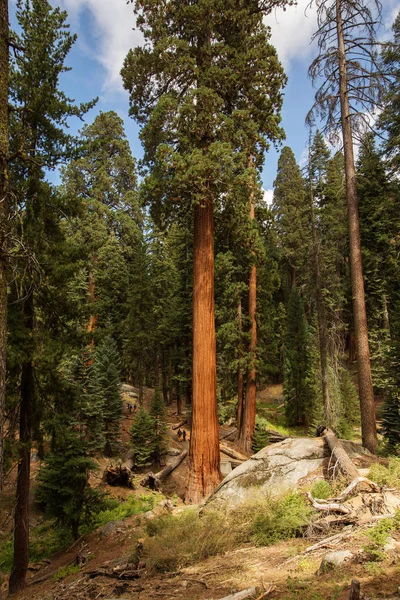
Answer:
[149, 387, 167, 465]
[0, 0, 9, 497]
[122, 0, 289, 501]
[35, 431, 100, 539]
[307, 0, 388, 454]
[130, 408, 156, 469]
[379, 12, 400, 172]
[8, 0, 95, 591]
[284, 288, 312, 427]
[272, 146, 310, 288]
[357, 133, 395, 392]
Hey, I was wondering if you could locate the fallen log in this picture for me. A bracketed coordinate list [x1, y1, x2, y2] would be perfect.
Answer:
[220, 443, 248, 462]
[141, 450, 188, 490]
[266, 429, 288, 443]
[172, 420, 187, 430]
[218, 587, 257, 600]
[87, 567, 140, 580]
[320, 427, 360, 482]
[220, 428, 237, 441]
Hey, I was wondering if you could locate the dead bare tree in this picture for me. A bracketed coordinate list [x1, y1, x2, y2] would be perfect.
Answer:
[307, 0, 389, 454]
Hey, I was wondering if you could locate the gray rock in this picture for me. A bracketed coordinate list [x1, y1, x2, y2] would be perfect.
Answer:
[221, 460, 233, 477]
[319, 550, 353, 572]
[167, 447, 181, 456]
[384, 537, 400, 552]
[99, 520, 125, 538]
[207, 437, 368, 510]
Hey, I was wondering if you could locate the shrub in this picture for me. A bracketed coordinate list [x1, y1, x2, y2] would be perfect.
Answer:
[250, 492, 314, 546]
[311, 479, 332, 500]
[143, 509, 236, 572]
[369, 458, 400, 488]
[363, 518, 393, 561]
[53, 564, 80, 581]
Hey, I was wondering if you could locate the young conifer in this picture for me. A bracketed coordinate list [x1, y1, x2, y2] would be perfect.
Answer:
[130, 407, 156, 468]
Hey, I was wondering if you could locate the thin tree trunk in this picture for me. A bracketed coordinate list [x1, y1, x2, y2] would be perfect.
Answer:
[236, 297, 244, 433]
[238, 157, 257, 454]
[309, 155, 332, 424]
[336, 0, 377, 454]
[186, 199, 221, 503]
[176, 379, 182, 417]
[0, 0, 9, 500]
[9, 296, 34, 594]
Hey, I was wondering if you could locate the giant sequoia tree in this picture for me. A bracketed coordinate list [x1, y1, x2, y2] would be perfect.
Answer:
[307, 0, 387, 453]
[122, 0, 289, 500]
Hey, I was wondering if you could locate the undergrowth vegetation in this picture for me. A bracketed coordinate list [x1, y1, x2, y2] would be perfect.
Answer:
[368, 458, 400, 487]
[0, 493, 157, 573]
[140, 492, 315, 572]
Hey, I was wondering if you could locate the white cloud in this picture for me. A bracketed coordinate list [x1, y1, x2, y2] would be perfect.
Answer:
[263, 188, 274, 206]
[264, 0, 318, 68]
[57, 0, 143, 96]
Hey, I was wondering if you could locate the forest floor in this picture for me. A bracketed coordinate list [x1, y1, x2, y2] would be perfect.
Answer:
[1, 385, 400, 600]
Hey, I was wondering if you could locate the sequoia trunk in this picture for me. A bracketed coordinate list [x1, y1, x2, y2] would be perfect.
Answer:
[186, 199, 221, 502]
[336, 0, 377, 453]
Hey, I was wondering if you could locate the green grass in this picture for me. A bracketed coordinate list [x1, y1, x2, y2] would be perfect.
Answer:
[0, 522, 73, 574]
[369, 458, 400, 488]
[81, 493, 159, 533]
[53, 564, 80, 581]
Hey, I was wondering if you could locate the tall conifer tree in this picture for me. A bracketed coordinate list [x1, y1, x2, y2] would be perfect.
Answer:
[307, 0, 388, 453]
[122, 0, 289, 501]
[0, 0, 8, 498]
[8, 1, 94, 591]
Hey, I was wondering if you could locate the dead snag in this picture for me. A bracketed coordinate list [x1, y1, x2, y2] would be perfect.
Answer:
[218, 587, 258, 600]
[348, 579, 360, 600]
[141, 450, 188, 490]
[103, 465, 135, 488]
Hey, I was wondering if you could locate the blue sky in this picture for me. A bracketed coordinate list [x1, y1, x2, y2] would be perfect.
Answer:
[10, 0, 400, 201]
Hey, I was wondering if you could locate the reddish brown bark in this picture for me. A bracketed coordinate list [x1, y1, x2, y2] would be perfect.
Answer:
[9, 296, 34, 594]
[236, 298, 244, 433]
[238, 160, 257, 454]
[0, 0, 9, 500]
[186, 199, 221, 503]
[336, 0, 377, 454]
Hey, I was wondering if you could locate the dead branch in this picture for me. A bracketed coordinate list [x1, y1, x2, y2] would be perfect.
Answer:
[325, 477, 380, 502]
[306, 491, 351, 514]
[87, 566, 140, 580]
[141, 450, 188, 490]
[304, 530, 354, 554]
[218, 587, 258, 600]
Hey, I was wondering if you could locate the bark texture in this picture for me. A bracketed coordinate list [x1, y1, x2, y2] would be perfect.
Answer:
[309, 175, 331, 424]
[9, 299, 34, 594]
[0, 0, 9, 499]
[236, 298, 244, 433]
[186, 200, 221, 503]
[336, 0, 377, 454]
[238, 160, 257, 454]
